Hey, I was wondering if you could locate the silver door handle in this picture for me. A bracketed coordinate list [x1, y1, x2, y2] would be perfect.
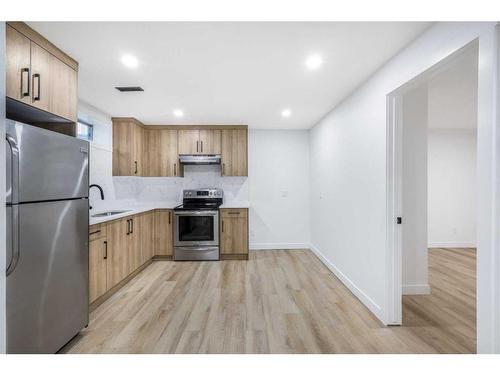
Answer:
[6, 205, 20, 276]
[6, 135, 20, 204]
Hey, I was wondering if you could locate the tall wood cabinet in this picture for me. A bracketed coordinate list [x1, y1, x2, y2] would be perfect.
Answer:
[178, 129, 221, 154]
[221, 129, 248, 176]
[6, 23, 78, 122]
[220, 208, 249, 260]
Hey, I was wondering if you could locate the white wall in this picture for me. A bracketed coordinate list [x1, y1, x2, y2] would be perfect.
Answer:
[428, 130, 477, 247]
[402, 85, 429, 295]
[308, 22, 498, 353]
[0, 22, 6, 354]
[82, 101, 308, 250]
[249, 130, 310, 249]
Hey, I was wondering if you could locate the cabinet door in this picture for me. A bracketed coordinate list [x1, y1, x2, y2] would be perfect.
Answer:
[89, 237, 108, 303]
[49, 54, 77, 121]
[128, 216, 142, 274]
[30, 42, 51, 113]
[221, 129, 248, 176]
[6, 25, 31, 103]
[144, 129, 160, 176]
[220, 215, 249, 255]
[160, 130, 179, 176]
[154, 210, 173, 256]
[107, 218, 129, 288]
[178, 130, 200, 154]
[113, 121, 136, 176]
[199, 130, 221, 154]
[134, 125, 144, 176]
[139, 212, 155, 264]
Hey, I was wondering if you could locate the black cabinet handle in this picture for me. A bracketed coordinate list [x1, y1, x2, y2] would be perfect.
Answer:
[89, 230, 101, 235]
[196, 141, 199, 153]
[201, 141, 203, 153]
[21, 68, 30, 97]
[32, 73, 41, 101]
[126, 219, 131, 235]
[168, 211, 171, 224]
[221, 220, 224, 233]
[174, 163, 177, 176]
[131, 218, 134, 234]
[134, 161, 138, 174]
[103, 241, 108, 259]
[222, 163, 225, 175]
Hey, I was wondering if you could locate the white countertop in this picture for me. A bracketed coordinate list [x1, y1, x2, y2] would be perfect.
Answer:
[89, 201, 250, 226]
[89, 202, 180, 226]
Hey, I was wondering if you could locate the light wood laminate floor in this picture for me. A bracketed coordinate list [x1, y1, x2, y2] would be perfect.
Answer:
[62, 248, 476, 354]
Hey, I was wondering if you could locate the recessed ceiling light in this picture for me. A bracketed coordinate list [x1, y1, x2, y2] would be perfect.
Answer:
[121, 54, 139, 69]
[281, 108, 292, 118]
[173, 109, 184, 118]
[305, 54, 323, 70]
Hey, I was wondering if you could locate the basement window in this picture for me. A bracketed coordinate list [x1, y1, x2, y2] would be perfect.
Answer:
[76, 120, 94, 142]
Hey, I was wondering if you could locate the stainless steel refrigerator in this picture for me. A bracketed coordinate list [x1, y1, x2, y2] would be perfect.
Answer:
[5, 120, 89, 353]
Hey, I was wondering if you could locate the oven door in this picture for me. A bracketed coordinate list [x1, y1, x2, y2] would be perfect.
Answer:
[174, 210, 219, 247]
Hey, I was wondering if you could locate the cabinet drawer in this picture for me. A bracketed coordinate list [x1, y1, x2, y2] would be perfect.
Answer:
[89, 224, 107, 241]
[220, 208, 248, 218]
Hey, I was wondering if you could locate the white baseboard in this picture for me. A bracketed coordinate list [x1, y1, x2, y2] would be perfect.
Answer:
[309, 243, 386, 324]
[428, 242, 476, 248]
[249, 243, 310, 250]
[402, 284, 431, 295]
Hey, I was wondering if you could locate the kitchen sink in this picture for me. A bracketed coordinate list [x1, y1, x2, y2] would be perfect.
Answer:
[91, 210, 131, 218]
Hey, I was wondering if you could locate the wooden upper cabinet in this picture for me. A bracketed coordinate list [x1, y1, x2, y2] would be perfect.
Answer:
[112, 118, 144, 176]
[6, 22, 78, 122]
[199, 130, 221, 154]
[30, 42, 51, 113]
[178, 130, 200, 154]
[49, 54, 77, 121]
[221, 129, 248, 176]
[145, 129, 179, 177]
[178, 129, 221, 155]
[6, 25, 31, 104]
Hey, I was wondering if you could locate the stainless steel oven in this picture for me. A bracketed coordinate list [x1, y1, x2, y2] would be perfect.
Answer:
[173, 189, 222, 261]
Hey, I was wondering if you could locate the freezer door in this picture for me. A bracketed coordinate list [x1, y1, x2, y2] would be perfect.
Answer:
[7, 199, 89, 353]
[6, 120, 89, 202]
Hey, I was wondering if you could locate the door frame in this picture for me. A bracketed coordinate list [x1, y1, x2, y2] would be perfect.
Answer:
[385, 40, 481, 326]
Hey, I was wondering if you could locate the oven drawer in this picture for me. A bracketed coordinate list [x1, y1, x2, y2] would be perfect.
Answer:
[174, 246, 219, 261]
[220, 208, 248, 218]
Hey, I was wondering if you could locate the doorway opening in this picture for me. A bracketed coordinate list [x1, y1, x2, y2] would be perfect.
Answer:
[386, 40, 479, 353]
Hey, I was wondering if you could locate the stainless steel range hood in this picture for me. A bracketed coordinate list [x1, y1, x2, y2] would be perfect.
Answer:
[179, 154, 221, 165]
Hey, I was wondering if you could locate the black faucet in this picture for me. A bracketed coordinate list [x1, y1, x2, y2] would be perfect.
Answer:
[89, 184, 104, 210]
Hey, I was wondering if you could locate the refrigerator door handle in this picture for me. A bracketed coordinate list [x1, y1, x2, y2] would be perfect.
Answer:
[6, 134, 20, 205]
[6, 205, 20, 276]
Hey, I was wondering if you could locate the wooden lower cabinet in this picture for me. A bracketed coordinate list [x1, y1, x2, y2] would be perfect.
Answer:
[89, 207, 247, 306]
[154, 209, 173, 257]
[89, 224, 108, 304]
[220, 208, 249, 259]
[139, 211, 155, 263]
[107, 218, 130, 289]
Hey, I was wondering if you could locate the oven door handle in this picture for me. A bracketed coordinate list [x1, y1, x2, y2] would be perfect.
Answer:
[174, 211, 219, 216]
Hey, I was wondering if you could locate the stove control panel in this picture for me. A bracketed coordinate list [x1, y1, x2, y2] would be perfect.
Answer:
[183, 189, 223, 198]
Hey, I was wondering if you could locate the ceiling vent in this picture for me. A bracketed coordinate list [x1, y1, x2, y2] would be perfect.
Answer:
[115, 86, 144, 92]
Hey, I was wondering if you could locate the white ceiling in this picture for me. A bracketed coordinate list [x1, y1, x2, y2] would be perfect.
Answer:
[28, 22, 432, 129]
[428, 45, 478, 130]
